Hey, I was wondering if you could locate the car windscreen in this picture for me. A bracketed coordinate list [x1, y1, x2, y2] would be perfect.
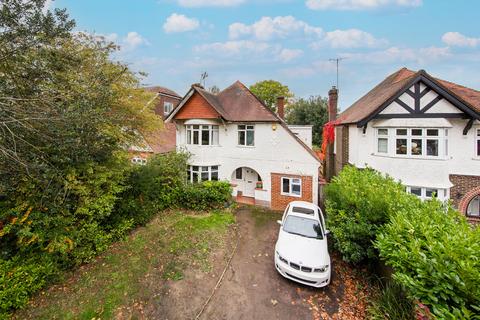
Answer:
[283, 215, 323, 239]
[291, 206, 314, 215]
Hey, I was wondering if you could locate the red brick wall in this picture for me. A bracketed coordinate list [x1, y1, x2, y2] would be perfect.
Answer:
[450, 174, 480, 223]
[174, 92, 220, 120]
[271, 173, 313, 211]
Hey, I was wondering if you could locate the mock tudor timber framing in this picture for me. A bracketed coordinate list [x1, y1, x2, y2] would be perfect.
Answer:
[357, 70, 480, 130]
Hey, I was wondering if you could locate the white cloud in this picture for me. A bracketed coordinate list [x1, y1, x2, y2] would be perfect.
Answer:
[442, 32, 480, 47]
[277, 48, 304, 62]
[281, 60, 337, 77]
[122, 32, 149, 51]
[194, 40, 273, 56]
[343, 46, 450, 64]
[319, 29, 387, 48]
[163, 13, 200, 33]
[228, 16, 322, 41]
[306, 0, 422, 10]
[177, 0, 245, 7]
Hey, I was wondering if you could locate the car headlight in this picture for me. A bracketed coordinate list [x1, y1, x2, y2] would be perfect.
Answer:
[314, 265, 329, 273]
[276, 251, 288, 264]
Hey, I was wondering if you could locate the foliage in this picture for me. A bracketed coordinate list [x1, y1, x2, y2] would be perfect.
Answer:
[376, 200, 480, 319]
[249, 80, 293, 112]
[285, 96, 328, 146]
[367, 281, 415, 320]
[180, 181, 232, 211]
[325, 166, 419, 263]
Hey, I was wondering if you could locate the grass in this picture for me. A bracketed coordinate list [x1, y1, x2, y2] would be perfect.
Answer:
[367, 281, 415, 320]
[14, 209, 235, 320]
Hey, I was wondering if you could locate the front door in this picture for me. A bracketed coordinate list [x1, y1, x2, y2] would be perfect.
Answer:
[243, 168, 257, 197]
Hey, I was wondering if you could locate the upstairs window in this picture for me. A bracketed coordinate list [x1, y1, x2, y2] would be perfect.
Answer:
[238, 125, 254, 146]
[476, 129, 480, 157]
[281, 177, 302, 197]
[164, 102, 174, 116]
[186, 125, 219, 146]
[187, 165, 219, 183]
[376, 128, 388, 154]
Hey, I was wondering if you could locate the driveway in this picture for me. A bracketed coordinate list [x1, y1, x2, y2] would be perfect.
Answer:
[199, 206, 372, 320]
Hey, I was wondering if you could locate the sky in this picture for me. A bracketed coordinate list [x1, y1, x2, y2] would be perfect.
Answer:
[51, 0, 480, 110]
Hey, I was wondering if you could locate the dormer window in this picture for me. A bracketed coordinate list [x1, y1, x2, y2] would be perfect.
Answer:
[238, 125, 254, 146]
[164, 102, 174, 116]
[186, 125, 219, 146]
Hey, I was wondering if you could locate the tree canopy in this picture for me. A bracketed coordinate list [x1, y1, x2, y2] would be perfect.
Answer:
[285, 96, 328, 147]
[249, 80, 293, 112]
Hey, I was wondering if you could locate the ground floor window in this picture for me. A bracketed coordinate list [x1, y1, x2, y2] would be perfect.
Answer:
[406, 186, 446, 201]
[281, 177, 302, 197]
[131, 156, 147, 165]
[187, 165, 219, 183]
[467, 195, 480, 217]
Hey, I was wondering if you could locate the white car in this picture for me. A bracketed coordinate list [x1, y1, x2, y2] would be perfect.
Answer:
[274, 201, 331, 288]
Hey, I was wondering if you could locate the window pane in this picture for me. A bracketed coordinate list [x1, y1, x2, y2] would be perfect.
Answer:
[410, 187, 421, 196]
[477, 140, 480, 157]
[192, 171, 199, 183]
[202, 166, 209, 171]
[193, 125, 199, 129]
[212, 127, 219, 145]
[211, 171, 218, 181]
[396, 129, 407, 136]
[467, 195, 480, 217]
[246, 130, 254, 146]
[427, 129, 439, 136]
[246, 125, 254, 130]
[238, 131, 245, 145]
[193, 131, 199, 144]
[412, 129, 422, 136]
[292, 184, 301, 195]
[427, 139, 438, 156]
[201, 172, 209, 181]
[187, 129, 191, 144]
[202, 128, 210, 145]
[411, 139, 422, 155]
[282, 178, 290, 193]
[378, 138, 388, 153]
[425, 189, 438, 198]
[193, 166, 199, 171]
[212, 165, 219, 171]
[396, 139, 407, 155]
[187, 169, 191, 182]
[377, 128, 388, 136]
[235, 168, 242, 179]
[238, 125, 245, 130]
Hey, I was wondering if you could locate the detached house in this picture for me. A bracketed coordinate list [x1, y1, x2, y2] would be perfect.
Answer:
[166, 81, 320, 210]
[328, 68, 480, 222]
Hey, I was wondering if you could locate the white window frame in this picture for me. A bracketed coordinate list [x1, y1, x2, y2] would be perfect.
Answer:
[406, 186, 445, 201]
[164, 101, 174, 116]
[187, 165, 219, 183]
[238, 124, 255, 147]
[185, 125, 219, 146]
[131, 156, 147, 165]
[374, 127, 447, 159]
[475, 128, 480, 158]
[281, 177, 302, 197]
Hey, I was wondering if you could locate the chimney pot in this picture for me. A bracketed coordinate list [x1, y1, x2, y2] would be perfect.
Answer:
[328, 86, 338, 122]
[276, 96, 285, 120]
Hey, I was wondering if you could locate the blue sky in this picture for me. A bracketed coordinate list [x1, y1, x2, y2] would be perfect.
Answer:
[52, 0, 480, 110]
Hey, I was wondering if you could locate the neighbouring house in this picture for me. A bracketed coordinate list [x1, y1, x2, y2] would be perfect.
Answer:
[166, 81, 321, 210]
[128, 85, 183, 164]
[326, 67, 480, 222]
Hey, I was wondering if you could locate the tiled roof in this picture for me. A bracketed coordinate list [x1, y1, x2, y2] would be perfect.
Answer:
[338, 67, 480, 124]
[145, 85, 182, 98]
[142, 123, 177, 154]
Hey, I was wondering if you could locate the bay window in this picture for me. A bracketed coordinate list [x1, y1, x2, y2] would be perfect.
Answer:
[375, 127, 447, 158]
[406, 186, 445, 201]
[187, 165, 219, 183]
[281, 177, 302, 197]
[238, 125, 255, 146]
[186, 125, 219, 146]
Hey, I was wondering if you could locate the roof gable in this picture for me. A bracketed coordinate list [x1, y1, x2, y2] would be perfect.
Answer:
[338, 68, 480, 126]
[174, 91, 221, 120]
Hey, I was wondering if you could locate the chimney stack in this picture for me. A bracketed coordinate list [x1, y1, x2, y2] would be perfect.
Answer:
[328, 86, 338, 122]
[277, 96, 285, 120]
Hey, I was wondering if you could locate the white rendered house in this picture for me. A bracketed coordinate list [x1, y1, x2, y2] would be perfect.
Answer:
[329, 68, 480, 222]
[166, 81, 320, 210]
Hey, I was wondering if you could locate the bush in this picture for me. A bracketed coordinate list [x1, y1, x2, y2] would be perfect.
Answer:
[180, 181, 232, 211]
[376, 200, 480, 319]
[325, 166, 419, 263]
[368, 282, 415, 320]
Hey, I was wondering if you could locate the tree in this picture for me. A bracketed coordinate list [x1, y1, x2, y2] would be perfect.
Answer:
[285, 96, 328, 147]
[209, 85, 220, 94]
[249, 80, 293, 112]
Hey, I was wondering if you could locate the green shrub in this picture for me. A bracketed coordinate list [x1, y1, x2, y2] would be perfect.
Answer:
[376, 200, 480, 319]
[368, 281, 415, 320]
[325, 166, 419, 263]
[180, 181, 232, 211]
